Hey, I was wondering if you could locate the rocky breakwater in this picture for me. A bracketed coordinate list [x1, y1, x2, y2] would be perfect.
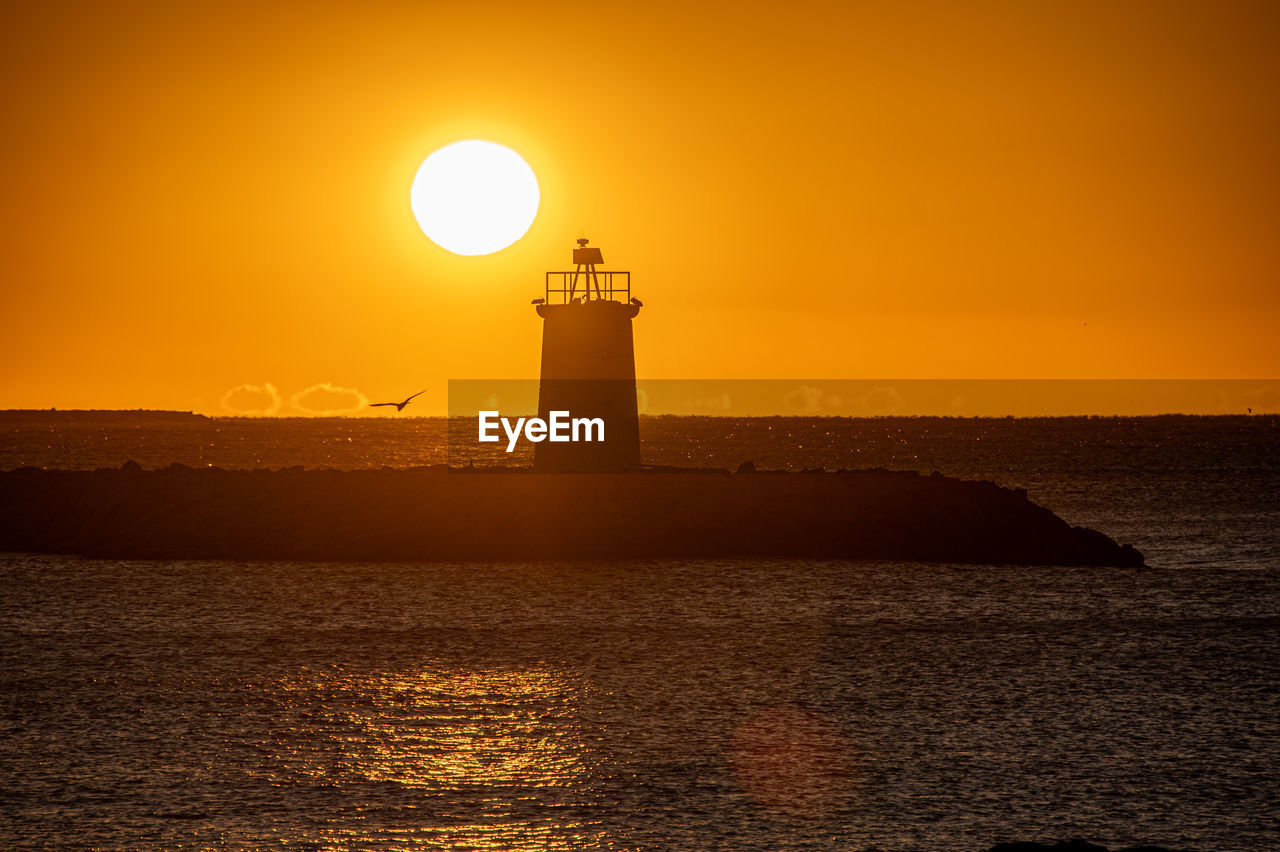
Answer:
[0, 463, 1144, 566]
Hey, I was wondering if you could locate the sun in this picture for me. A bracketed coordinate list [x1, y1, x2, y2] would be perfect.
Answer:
[410, 140, 540, 256]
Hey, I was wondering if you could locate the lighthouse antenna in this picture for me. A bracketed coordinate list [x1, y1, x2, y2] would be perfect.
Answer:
[539, 236, 634, 305]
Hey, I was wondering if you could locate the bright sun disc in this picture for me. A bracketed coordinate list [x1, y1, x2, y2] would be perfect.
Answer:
[410, 140, 540, 256]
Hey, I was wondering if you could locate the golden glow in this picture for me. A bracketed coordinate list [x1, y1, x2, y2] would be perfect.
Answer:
[410, 141, 540, 256]
[1, 3, 1277, 412]
[270, 664, 603, 850]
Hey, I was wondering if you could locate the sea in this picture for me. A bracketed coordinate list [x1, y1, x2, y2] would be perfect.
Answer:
[1, 414, 1277, 851]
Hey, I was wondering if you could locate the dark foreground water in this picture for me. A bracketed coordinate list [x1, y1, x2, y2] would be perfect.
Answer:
[1, 415, 1278, 850]
[2, 558, 1277, 851]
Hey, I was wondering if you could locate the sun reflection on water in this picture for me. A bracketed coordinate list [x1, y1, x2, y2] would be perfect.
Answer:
[267, 664, 607, 850]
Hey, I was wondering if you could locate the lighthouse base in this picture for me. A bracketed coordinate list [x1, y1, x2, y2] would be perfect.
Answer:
[534, 301, 641, 473]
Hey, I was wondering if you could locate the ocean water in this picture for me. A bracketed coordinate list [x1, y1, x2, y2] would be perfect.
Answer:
[1, 415, 1278, 850]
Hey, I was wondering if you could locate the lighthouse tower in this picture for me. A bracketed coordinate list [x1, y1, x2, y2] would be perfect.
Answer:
[533, 239, 641, 472]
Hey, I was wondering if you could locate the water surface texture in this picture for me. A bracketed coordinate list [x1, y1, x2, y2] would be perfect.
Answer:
[3, 558, 1277, 851]
[1, 415, 1277, 850]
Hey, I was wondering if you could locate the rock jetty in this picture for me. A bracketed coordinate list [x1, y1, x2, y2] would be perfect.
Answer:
[0, 464, 1145, 566]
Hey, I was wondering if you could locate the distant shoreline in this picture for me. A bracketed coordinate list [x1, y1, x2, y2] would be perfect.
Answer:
[0, 409, 209, 420]
[1, 409, 1273, 421]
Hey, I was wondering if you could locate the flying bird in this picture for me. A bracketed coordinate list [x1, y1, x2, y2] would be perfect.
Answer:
[369, 389, 427, 412]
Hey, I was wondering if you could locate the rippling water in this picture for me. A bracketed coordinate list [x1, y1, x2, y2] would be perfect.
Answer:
[2, 415, 1278, 849]
[3, 558, 1277, 851]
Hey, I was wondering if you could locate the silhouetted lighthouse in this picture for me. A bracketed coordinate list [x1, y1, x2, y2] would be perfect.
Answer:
[532, 238, 641, 472]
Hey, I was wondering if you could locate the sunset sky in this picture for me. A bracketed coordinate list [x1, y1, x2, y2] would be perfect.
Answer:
[2, 1, 1278, 415]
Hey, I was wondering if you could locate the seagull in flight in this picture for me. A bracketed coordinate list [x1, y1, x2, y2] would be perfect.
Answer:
[369, 389, 427, 412]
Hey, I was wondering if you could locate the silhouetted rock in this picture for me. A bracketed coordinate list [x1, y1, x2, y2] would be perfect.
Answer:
[736, 460, 756, 474]
[991, 841, 1107, 852]
[0, 467, 1145, 566]
[987, 841, 1175, 852]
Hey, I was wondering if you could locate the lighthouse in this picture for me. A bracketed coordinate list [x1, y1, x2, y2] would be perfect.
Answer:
[532, 239, 641, 472]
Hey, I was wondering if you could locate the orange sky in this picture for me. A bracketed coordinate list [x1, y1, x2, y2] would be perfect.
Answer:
[2, 1, 1278, 415]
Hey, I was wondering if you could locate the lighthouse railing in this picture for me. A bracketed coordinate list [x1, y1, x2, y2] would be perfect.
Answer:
[544, 271, 631, 304]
